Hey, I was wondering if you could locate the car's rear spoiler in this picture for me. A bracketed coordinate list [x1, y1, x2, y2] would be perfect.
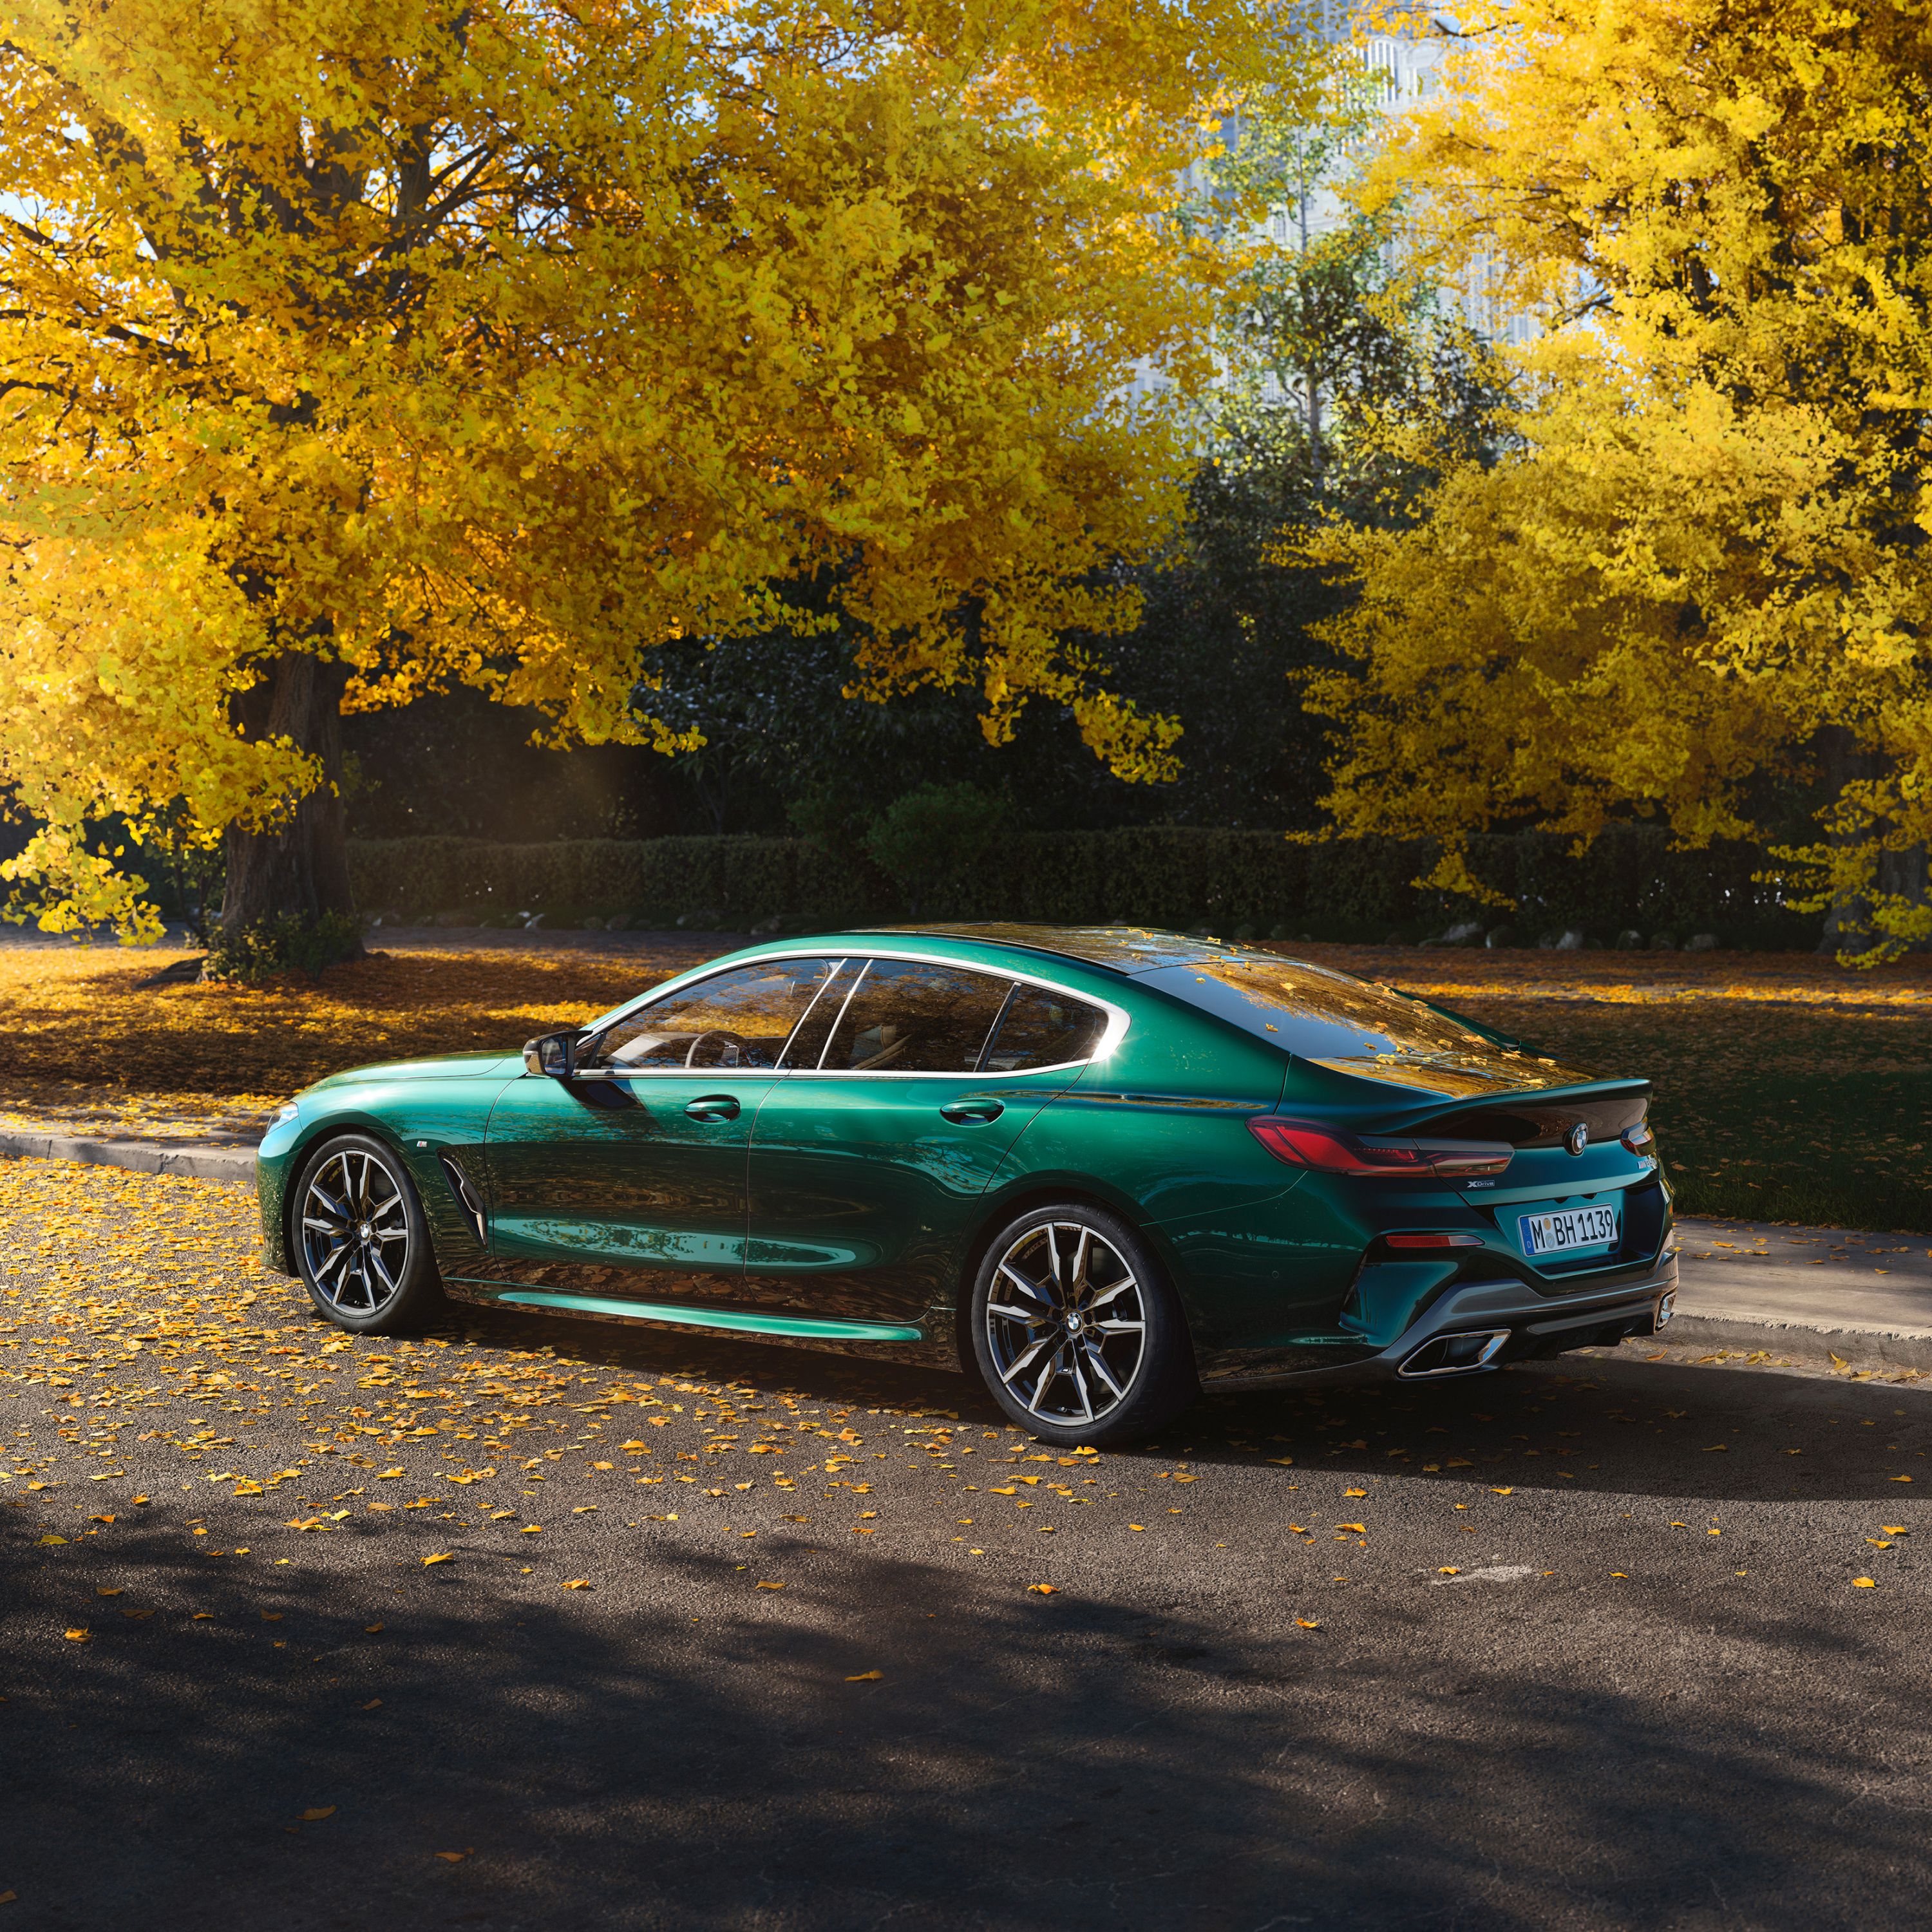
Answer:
[1363, 1078, 1652, 1143]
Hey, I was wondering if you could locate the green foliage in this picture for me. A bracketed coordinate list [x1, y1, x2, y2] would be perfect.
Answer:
[202, 911, 364, 984]
[346, 827, 1816, 947]
[864, 786, 1016, 915]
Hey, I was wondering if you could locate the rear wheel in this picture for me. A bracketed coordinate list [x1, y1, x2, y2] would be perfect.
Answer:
[969, 1204, 1196, 1447]
[292, 1134, 444, 1333]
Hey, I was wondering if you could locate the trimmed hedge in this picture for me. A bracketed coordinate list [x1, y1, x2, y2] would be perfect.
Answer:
[346, 826, 1818, 947]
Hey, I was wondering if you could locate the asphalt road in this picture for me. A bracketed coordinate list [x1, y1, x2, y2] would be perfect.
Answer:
[3, 1160, 1931, 1932]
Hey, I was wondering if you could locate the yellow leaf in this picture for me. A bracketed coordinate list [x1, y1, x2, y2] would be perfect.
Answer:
[301, 1807, 336, 1822]
[37, 1534, 66, 1547]
[846, 1670, 884, 1681]
[376, 1469, 404, 1480]
[1336, 1522, 1367, 1533]
[520, 1525, 543, 1534]
[1343, 1488, 1367, 1497]
[62, 1627, 88, 1642]
[422, 1553, 453, 1566]
[1294, 1618, 1321, 1629]
[1490, 1488, 1514, 1496]
[1027, 1583, 1059, 1595]
[361, 1699, 382, 1710]
[364, 1624, 384, 1633]
[754, 1580, 784, 1590]
[560, 1579, 591, 1590]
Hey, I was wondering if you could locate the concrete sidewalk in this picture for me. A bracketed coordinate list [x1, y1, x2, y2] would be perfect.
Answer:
[1669, 1216, 1932, 1367]
[3, 1128, 1929, 1368]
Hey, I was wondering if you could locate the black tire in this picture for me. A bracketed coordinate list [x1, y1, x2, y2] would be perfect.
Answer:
[290, 1133, 446, 1334]
[968, 1202, 1197, 1448]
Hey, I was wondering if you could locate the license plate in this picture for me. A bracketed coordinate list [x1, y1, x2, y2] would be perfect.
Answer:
[1519, 1204, 1618, 1257]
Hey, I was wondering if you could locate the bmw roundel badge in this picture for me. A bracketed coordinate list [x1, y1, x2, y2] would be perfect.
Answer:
[1566, 1122, 1589, 1157]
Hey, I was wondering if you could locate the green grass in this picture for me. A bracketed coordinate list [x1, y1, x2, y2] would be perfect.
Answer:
[1460, 998, 1932, 1233]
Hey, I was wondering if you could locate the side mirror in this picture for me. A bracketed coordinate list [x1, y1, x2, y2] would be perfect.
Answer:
[524, 1030, 581, 1079]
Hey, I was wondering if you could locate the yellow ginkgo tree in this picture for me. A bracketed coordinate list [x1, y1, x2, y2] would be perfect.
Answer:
[1303, 0, 1932, 958]
[0, 0, 1312, 951]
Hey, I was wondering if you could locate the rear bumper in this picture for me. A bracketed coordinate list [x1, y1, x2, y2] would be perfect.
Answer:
[1201, 1256, 1679, 1390]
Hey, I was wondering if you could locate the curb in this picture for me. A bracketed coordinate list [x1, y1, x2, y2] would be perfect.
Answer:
[1664, 1311, 1932, 1373]
[0, 1130, 256, 1185]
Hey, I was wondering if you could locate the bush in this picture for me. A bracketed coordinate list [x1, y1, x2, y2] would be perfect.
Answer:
[866, 784, 1015, 918]
[202, 911, 365, 983]
[343, 827, 1820, 947]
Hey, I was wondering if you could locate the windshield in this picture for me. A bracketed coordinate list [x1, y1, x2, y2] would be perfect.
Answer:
[1136, 955, 1595, 1099]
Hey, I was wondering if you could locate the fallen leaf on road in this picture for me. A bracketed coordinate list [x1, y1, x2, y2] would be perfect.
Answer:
[1129, 1524, 1145, 1531]
[261, 1612, 283, 1622]
[364, 1623, 384, 1633]
[36, 1535, 66, 1547]
[846, 1670, 883, 1681]
[1890, 1476, 1913, 1483]
[96, 1588, 122, 1598]
[1336, 1523, 1367, 1533]
[1853, 1577, 1877, 1587]
[561, 1580, 591, 1590]
[1490, 1488, 1514, 1496]
[422, 1553, 452, 1566]
[361, 1699, 382, 1710]
[301, 1808, 335, 1821]
[1343, 1488, 1367, 1497]
[1027, 1584, 1059, 1595]
[435, 1852, 467, 1862]
[62, 1628, 88, 1642]
[572, 1506, 596, 1515]
[1295, 1618, 1321, 1629]
[1437, 1567, 1461, 1575]
[520, 1526, 543, 1534]
[376, 1469, 404, 1480]
[754, 1580, 784, 1590]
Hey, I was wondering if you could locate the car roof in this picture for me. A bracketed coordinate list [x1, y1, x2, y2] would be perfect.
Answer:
[859, 923, 1234, 975]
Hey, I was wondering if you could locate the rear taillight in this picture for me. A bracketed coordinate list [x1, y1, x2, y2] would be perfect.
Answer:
[1247, 1118, 1511, 1179]
[1621, 1122, 1654, 1154]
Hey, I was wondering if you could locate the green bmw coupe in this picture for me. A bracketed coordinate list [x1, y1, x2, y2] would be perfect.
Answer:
[256, 925, 1676, 1445]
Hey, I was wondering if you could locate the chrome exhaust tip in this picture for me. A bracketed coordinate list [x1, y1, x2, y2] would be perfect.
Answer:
[1397, 1329, 1512, 1379]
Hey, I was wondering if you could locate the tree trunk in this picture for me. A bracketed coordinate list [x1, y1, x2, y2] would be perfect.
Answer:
[1815, 726, 1929, 956]
[221, 652, 361, 951]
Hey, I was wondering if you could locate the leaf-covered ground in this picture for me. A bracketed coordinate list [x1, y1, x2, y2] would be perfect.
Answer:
[0, 935, 1925, 1230]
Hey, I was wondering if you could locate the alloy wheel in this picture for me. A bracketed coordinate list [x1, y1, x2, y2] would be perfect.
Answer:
[300, 1148, 412, 1317]
[983, 1221, 1148, 1426]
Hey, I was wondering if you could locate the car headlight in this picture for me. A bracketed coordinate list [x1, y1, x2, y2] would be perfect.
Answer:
[272, 1102, 299, 1127]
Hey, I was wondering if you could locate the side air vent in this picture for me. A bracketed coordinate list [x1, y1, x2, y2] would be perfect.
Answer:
[439, 1155, 488, 1245]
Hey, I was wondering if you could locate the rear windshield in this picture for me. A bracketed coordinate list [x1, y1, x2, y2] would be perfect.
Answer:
[1135, 956, 1593, 1098]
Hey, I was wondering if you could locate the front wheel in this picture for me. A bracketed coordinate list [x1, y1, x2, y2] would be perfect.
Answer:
[969, 1204, 1197, 1448]
[292, 1133, 445, 1333]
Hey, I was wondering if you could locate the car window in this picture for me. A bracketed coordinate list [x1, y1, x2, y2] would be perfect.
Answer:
[590, 958, 839, 1070]
[1134, 956, 1593, 1097]
[777, 958, 865, 1069]
[817, 959, 1013, 1074]
[979, 984, 1108, 1072]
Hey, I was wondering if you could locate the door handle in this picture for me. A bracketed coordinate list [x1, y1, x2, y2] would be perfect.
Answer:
[940, 1098, 1005, 1124]
[685, 1095, 741, 1122]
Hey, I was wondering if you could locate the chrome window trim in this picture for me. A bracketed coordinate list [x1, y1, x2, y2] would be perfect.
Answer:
[580, 947, 1130, 1078]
